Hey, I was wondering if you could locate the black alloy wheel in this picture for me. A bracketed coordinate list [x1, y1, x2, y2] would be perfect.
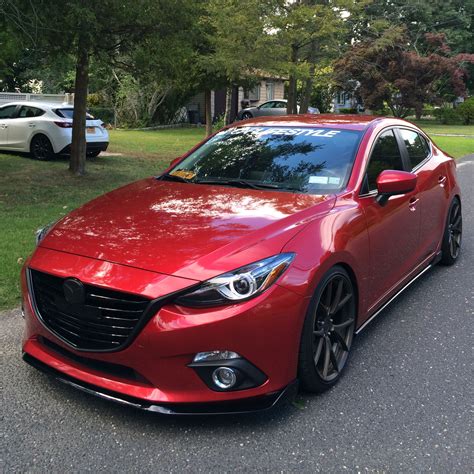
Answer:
[241, 112, 253, 120]
[31, 134, 54, 161]
[441, 198, 462, 265]
[298, 266, 356, 392]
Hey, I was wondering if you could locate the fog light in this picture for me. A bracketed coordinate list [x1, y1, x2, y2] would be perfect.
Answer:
[212, 367, 237, 389]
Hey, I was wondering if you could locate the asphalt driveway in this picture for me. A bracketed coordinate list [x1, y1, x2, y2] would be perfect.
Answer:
[2, 156, 473, 472]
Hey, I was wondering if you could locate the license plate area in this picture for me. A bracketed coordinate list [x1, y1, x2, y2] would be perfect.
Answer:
[86, 127, 95, 134]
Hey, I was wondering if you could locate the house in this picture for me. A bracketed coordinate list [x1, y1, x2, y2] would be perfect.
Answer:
[185, 76, 285, 124]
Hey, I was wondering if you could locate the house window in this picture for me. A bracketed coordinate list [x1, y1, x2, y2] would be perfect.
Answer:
[244, 85, 260, 101]
[266, 82, 275, 100]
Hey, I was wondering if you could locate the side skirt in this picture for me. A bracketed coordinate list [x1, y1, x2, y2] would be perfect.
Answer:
[355, 252, 441, 335]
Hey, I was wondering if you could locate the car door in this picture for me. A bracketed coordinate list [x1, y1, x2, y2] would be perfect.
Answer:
[397, 127, 450, 259]
[273, 101, 288, 116]
[8, 105, 46, 150]
[0, 105, 18, 148]
[358, 128, 422, 312]
[255, 101, 277, 117]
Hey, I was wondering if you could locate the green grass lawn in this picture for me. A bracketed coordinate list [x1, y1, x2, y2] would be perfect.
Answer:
[0, 124, 472, 310]
[410, 120, 474, 137]
[108, 127, 205, 158]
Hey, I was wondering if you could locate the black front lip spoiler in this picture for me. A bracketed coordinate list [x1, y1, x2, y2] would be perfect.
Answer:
[23, 352, 298, 415]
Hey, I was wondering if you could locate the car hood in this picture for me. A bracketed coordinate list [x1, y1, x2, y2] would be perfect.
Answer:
[41, 178, 334, 281]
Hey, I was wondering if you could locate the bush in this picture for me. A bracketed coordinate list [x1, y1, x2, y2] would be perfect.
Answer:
[433, 107, 461, 124]
[88, 106, 115, 126]
[458, 98, 474, 125]
[338, 107, 358, 114]
[213, 113, 226, 132]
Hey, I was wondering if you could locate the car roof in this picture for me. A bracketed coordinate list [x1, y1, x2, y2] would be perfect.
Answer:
[235, 114, 414, 131]
[0, 101, 73, 110]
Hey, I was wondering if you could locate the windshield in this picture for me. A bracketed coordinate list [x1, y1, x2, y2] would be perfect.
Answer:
[167, 126, 362, 194]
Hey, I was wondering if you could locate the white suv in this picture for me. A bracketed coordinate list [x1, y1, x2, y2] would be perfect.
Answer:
[0, 101, 109, 160]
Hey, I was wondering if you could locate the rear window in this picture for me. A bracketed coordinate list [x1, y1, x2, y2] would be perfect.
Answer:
[19, 106, 45, 118]
[54, 108, 94, 120]
[169, 126, 363, 194]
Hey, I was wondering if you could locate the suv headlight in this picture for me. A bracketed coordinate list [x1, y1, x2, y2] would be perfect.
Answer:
[175, 253, 294, 307]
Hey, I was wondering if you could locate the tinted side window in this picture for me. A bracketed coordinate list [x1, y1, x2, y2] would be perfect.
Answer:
[259, 102, 275, 109]
[400, 129, 430, 169]
[19, 106, 45, 118]
[54, 108, 94, 119]
[366, 130, 404, 192]
[0, 105, 17, 119]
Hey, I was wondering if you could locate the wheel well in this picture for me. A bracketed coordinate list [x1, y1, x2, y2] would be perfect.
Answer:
[29, 133, 50, 152]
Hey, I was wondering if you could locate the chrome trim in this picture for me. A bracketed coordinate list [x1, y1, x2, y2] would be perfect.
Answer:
[355, 262, 434, 334]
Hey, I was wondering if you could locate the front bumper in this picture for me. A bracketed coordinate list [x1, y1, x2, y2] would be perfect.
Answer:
[23, 352, 298, 415]
[21, 247, 309, 413]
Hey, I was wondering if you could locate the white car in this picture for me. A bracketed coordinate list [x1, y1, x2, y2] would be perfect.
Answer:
[0, 101, 109, 160]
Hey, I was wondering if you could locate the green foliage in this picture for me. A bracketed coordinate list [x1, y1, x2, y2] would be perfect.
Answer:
[338, 108, 358, 114]
[458, 98, 474, 125]
[433, 107, 462, 124]
[88, 107, 115, 126]
[212, 114, 226, 132]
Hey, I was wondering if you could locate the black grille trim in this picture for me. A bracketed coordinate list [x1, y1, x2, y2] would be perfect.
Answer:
[27, 268, 200, 353]
[29, 269, 150, 351]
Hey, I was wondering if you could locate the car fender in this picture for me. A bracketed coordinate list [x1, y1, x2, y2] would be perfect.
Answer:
[278, 193, 370, 323]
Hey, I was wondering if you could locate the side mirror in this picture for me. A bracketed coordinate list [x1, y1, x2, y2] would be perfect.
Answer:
[376, 170, 417, 206]
[169, 157, 181, 168]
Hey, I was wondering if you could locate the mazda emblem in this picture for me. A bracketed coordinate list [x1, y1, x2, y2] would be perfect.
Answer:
[63, 278, 85, 305]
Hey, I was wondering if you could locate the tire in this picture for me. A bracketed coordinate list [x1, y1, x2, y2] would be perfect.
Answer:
[87, 150, 102, 158]
[440, 197, 462, 266]
[241, 112, 253, 120]
[30, 134, 54, 161]
[298, 266, 356, 393]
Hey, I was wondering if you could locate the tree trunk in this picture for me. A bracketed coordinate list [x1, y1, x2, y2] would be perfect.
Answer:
[299, 40, 317, 114]
[204, 89, 212, 136]
[287, 44, 299, 115]
[69, 34, 89, 176]
[415, 103, 423, 120]
[224, 86, 233, 125]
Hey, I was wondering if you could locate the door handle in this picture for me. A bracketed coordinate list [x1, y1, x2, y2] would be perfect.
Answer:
[28, 123, 35, 128]
[409, 197, 419, 211]
[438, 175, 447, 187]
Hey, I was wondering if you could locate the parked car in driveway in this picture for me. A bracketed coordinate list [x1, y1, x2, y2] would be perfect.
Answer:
[22, 115, 462, 415]
[0, 101, 109, 160]
[238, 99, 320, 120]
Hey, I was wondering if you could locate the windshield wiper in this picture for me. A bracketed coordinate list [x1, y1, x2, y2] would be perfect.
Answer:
[195, 178, 296, 191]
[158, 173, 192, 183]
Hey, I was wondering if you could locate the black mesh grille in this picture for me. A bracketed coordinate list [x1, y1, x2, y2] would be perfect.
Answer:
[30, 269, 150, 351]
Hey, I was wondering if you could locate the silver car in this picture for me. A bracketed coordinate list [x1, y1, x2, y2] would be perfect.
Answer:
[238, 99, 319, 120]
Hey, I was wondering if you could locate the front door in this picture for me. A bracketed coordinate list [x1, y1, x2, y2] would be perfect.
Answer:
[398, 128, 449, 259]
[358, 129, 421, 313]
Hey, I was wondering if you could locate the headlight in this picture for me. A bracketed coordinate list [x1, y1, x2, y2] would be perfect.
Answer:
[175, 253, 295, 307]
[35, 221, 56, 245]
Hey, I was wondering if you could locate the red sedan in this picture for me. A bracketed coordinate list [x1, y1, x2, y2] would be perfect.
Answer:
[21, 115, 462, 414]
